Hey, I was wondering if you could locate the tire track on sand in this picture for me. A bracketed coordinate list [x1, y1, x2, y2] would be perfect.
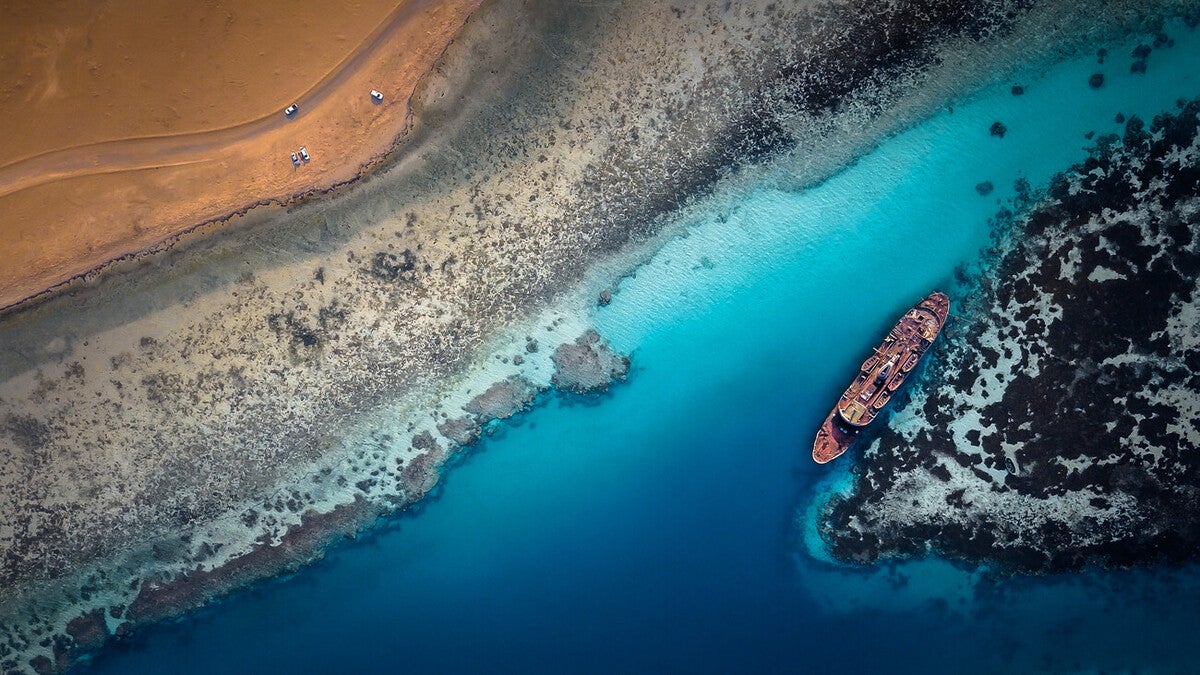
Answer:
[0, 0, 444, 199]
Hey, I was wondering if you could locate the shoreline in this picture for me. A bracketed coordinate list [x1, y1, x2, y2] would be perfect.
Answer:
[1, 96, 410, 320]
[0, 0, 482, 314]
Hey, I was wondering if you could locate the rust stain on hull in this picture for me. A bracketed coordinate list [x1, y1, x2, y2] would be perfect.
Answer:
[813, 291, 949, 464]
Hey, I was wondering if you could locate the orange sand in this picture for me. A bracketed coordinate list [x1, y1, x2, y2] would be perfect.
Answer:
[0, 0, 481, 311]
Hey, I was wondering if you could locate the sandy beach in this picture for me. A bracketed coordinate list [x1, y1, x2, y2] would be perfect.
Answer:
[0, 0, 480, 312]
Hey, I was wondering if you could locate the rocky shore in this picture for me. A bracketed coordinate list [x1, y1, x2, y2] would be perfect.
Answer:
[1, 0, 1185, 671]
[819, 98, 1200, 573]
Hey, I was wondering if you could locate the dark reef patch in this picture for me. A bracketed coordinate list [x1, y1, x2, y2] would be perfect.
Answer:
[366, 249, 419, 283]
[551, 330, 631, 394]
[438, 415, 482, 448]
[401, 432, 447, 499]
[819, 100, 1200, 574]
[126, 498, 382, 626]
[776, 0, 1033, 117]
[464, 375, 539, 422]
[3, 414, 51, 454]
[267, 311, 322, 350]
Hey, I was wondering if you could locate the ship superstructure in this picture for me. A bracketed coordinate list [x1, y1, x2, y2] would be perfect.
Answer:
[812, 292, 949, 464]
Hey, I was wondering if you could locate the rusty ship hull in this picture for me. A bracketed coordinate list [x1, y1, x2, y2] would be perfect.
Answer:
[813, 291, 950, 464]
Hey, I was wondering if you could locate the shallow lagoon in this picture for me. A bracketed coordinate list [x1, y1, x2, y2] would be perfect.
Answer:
[83, 20, 1200, 675]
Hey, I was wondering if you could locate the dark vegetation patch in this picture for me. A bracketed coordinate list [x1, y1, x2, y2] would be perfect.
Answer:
[3, 413, 51, 452]
[267, 311, 321, 350]
[365, 249, 418, 283]
[265, 301, 346, 354]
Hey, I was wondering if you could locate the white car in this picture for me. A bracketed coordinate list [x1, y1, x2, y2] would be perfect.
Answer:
[290, 152, 300, 166]
[284, 103, 298, 117]
[298, 146, 310, 162]
[370, 90, 384, 102]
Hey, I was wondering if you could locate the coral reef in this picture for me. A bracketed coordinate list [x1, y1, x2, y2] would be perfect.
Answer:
[551, 331, 631, 394]
[820, 101, 1200, 573]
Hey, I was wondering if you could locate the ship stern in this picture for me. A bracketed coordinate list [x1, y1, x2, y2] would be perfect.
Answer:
[813, 410, 857, 464]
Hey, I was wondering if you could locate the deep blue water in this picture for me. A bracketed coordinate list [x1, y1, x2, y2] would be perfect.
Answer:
[83, 23, 1200, 675]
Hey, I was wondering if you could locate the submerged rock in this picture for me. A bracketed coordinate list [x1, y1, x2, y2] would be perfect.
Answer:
[464, 375, 539, 421]
[402, 432, 447, 499]
[551, 330, 630, 394]
[1089, 72, 1105, 88]
[65, 609, 108, 651]
[438, 415, 482, 448]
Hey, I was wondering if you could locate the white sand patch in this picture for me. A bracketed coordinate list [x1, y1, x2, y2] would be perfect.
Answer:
[1156, 274, 1200, 354]
[1058, 244, 1082, 282]
[877, 456, 1143, 550]
[1142, 383, 1200, 449]
[1086, 265, 1127, 282]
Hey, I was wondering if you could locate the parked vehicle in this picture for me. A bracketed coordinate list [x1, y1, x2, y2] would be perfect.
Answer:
[284, 103, 299, 117]
[290, 152, 300, 166]
[298, 146, 310, 162]
[370, 90, 384, 102]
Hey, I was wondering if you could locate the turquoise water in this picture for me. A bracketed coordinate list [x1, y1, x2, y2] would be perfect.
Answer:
[83, 24, 1200, 674]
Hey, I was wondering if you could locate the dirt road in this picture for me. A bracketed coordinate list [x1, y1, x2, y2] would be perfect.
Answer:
[0, 0, 482, 311]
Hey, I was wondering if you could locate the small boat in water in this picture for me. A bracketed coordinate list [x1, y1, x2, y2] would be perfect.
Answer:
[812, 291, 949, 464]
